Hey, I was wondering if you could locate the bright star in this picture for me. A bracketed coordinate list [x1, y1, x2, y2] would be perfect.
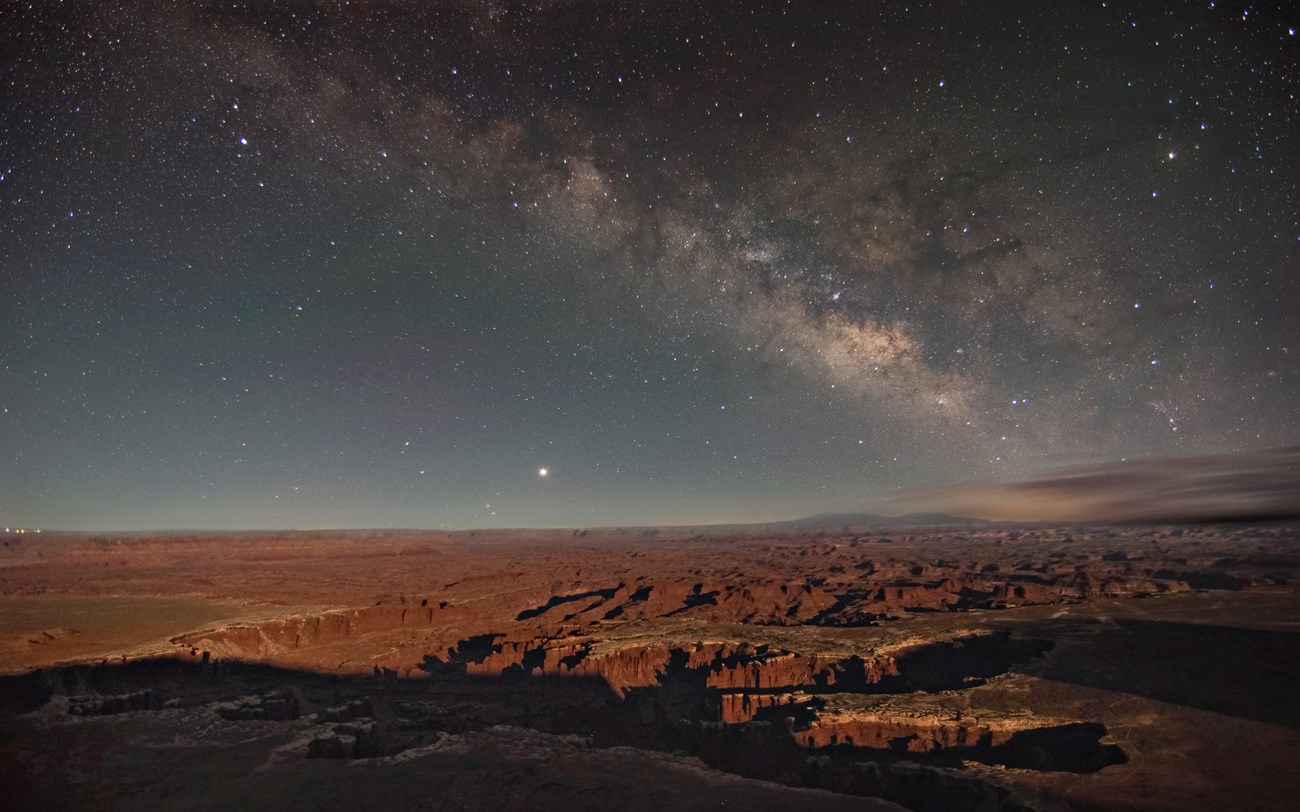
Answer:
[538, 467, 549, 477]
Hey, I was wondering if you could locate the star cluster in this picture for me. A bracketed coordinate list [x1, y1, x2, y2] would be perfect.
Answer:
[2, 1, 1296, 529]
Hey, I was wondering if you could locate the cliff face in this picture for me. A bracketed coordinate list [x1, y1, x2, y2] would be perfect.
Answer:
[166, 553, 1203, 669]
[131, 525, 1293, 808]
[174, 603, 445, 658]
[177, 606, 1046, 717]
[5, 525, 1296, 812]
[166, 604, 1106, 778]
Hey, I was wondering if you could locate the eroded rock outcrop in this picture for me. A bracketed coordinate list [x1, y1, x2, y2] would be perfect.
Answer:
[215, 689, 300, 721]
[68, 689, 159, 716]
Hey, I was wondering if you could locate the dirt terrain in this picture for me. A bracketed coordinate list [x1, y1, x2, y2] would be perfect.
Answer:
[2, 523, 1298, 810]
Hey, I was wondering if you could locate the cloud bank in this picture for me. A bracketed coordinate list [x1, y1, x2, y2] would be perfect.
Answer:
[887, 447, 1300, 523]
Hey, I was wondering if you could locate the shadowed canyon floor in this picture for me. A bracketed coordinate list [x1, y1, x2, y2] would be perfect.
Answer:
[2, 524, 1299, 810]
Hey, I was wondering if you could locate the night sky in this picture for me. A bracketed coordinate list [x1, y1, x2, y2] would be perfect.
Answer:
[3, 1, 1297, 531]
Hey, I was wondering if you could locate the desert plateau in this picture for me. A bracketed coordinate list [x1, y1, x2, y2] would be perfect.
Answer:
[3, 521, 1299, 811]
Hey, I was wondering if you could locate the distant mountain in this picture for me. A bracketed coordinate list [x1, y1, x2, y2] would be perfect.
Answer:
[769, 512, 889, 527]
[771, 512, 991, 528]
[892, 512, 994, 526]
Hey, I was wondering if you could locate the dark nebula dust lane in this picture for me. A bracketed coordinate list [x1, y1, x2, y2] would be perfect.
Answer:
[2, 1, 1297, 530]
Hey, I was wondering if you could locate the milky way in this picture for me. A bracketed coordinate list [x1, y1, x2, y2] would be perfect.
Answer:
[2, 1, 1297, 530]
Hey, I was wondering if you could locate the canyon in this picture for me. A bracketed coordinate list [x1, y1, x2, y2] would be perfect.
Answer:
[2, 522, 1298, 810]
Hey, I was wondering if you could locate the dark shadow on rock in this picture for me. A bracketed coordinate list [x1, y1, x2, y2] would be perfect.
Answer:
[0, 646, 1081, 812]
[1031, 618, 1300, 729]
[515, 585, 623, 621]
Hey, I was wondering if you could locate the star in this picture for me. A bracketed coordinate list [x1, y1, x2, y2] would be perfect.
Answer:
[2, 1, 1292, 531]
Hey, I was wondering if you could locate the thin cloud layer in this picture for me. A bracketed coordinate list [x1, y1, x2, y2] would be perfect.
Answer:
[887, 447, 1300, 523]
